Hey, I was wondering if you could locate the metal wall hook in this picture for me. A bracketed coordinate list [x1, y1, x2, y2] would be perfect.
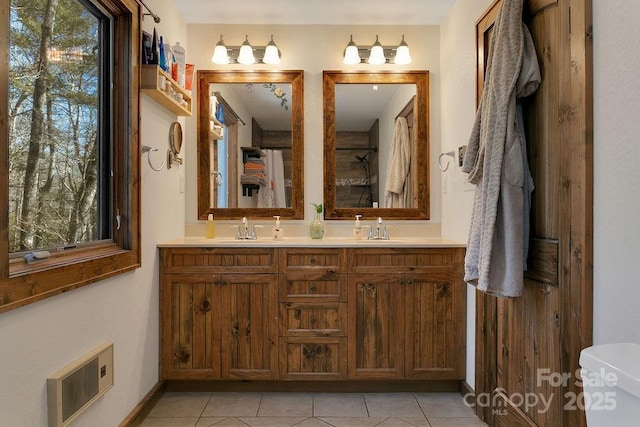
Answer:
[438, 151, 455, 172]
[141, 145, 166, 171]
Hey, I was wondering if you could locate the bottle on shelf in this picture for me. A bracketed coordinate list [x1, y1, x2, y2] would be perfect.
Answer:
[158, 36, 168, 73]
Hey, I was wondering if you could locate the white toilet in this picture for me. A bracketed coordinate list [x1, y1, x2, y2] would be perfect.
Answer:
[579, 342, 640, 426]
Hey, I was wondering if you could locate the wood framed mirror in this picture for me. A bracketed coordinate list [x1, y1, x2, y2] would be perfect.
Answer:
[197, 70, 304, 219]
[323, 70, 430, 220]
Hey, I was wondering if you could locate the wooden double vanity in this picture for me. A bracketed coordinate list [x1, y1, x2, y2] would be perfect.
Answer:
[158, 240, 466, 390]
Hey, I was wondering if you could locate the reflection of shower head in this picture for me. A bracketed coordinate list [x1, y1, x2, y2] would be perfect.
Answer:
[355, 151, 372, 163]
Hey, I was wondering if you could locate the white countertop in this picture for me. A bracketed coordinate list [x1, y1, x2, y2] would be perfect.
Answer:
[158, 236, 465, 248]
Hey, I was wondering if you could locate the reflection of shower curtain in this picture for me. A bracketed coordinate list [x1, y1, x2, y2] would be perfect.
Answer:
[258, 149, 286, 208]
[385, 117, 411, 208]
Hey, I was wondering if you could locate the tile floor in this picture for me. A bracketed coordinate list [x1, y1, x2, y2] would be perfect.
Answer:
[140, 392, 487, 427]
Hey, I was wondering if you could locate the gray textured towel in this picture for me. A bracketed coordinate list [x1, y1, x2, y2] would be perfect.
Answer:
[462, 0, 540, 298]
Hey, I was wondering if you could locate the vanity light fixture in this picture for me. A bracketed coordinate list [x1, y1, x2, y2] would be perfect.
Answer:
[342, 34, 412, 65]
[211, 34, 282, 65]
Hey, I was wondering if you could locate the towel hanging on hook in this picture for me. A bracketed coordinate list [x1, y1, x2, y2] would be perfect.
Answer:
[438, 151, 455, 172]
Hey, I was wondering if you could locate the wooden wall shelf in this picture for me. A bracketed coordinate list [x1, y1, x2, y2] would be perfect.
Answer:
[141, 65, 192, 116]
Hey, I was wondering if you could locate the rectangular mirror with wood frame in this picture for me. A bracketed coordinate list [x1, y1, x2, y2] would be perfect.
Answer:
[323, 70, 430, 220]
[197, 70, 304, 220]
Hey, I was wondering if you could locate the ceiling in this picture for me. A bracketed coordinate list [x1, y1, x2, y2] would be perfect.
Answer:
[171, 0, 456, 26]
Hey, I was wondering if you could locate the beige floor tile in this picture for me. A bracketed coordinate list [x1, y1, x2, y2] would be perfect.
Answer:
[318, 418, 387, 426]
[196, 418, 250, 427]
[376, 419, 418, 426]
[148, 392, 211, 418]
[313, 393, 368, 418]
[140, 418, 199, 427]
[415, 393, 475, 418]
[399, 418, 433, 426]
[294, 418, 334, 426]
[257, 393, 314, 417]
[427, 418, 487, 427]
[239, 417, 307, 426]
[364, 393, 425, 418]
[196, 417, 240, 427]
[202, 392, 262, 417]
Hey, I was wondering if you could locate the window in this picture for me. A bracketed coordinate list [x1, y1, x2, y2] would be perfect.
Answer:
[0, 0, 141, 313]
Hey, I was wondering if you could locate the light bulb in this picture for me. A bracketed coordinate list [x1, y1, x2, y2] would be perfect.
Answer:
[367, 35, 386, 65]
[263, 35, 281, 65]
[394, 35, 412, 65]
[237, 35, 255, 65]
[343, 35, 361, 65]
[211, 35, 229, 64]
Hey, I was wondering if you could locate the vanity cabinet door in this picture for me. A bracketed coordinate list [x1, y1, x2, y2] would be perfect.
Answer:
[404, 273, 465, 379]
[160, 248, 278, 381]
[220, 273, 279, 380]
[347, 248, 465, 381]
[161, 273, 221, 380]
[348, 273, 406, 379]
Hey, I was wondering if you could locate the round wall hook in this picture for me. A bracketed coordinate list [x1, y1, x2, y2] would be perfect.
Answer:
[141, 145, 166, 171]
[438, 151, 455, 172]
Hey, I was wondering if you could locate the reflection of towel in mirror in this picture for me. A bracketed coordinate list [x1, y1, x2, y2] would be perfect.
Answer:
[258, 149, 286, 208]
[384, 117, 411, 208]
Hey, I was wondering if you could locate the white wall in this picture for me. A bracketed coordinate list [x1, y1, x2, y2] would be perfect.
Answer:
[184, 24, 442, 227]
[592, 1, 640, 345]
[0, 2, 187, 426]
[440, 0, 493, 390]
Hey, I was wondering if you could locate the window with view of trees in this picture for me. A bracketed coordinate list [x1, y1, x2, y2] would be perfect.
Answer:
[9, 0, 111, 254]
[1, 0, 141, 313]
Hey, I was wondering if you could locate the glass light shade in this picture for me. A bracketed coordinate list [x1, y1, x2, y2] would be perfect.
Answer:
[237, 35, 255, 64]
[394, 35, 412, 65]
[211, 35, 229, 64]
[367, 35, 386, 65]
[343, 35, 361, 65]
[263, 35, 281, 65]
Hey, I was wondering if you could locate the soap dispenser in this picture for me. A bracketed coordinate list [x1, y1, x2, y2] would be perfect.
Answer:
[205, 213, 216, 239]
[272, 216, 283, 241]
[353, 215, 364, 240]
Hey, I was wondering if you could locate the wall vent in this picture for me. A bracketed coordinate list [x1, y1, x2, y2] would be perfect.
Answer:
[47, 342, 114, 427]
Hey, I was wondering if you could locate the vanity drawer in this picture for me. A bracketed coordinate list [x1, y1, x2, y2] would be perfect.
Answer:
[279, 271, 347, 302]
[280, 248, 346, 273]
[279, 337, 347, 380]
[161, 248, 277, 273]
[279, 302, 347, 337]
[348, 248, 463, 274]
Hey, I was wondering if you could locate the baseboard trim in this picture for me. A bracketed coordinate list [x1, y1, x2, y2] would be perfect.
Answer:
[119, 381, 166, 427]
[164, 379, 463, 393]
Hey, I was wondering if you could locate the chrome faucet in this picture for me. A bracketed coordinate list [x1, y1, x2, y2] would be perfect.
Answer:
[235, 217, 261, 240]
[368, 217, 390, 240]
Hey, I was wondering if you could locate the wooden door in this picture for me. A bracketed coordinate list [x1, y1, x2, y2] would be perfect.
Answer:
[474, 1, 593, 426]
[348, 273, 405, 379]
[405, 274, 465, 379]
[161, 274, 221, 379]
[220, 273, 279, 380]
